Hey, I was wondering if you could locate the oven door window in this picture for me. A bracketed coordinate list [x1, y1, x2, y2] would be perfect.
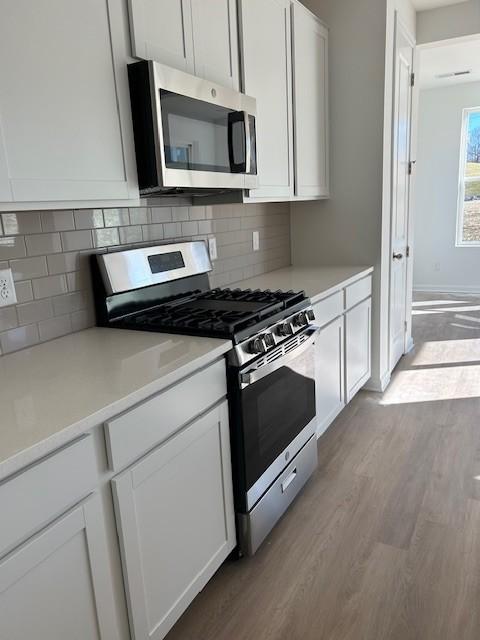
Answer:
[240, 349, 316, 491]
[160, 90, 247, 173]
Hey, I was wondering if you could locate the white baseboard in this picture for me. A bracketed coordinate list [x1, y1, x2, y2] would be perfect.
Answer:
[414, 284, 480, 295]
[363, 371, 391, 393]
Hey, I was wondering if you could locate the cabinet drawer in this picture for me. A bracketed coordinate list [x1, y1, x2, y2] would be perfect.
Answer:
[346, 275, 372, 310]
[105, 358, 227, 471]
[313, 291, 343, 327]
[0, 435, 96, 558]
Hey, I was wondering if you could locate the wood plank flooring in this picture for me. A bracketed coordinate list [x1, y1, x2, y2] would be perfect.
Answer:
[166, 293, 480, 640]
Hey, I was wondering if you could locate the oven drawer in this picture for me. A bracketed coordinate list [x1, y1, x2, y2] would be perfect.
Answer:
[345, 275, 372, 310]
[238, 435, 318, 556]
[105, 359, 227, 471]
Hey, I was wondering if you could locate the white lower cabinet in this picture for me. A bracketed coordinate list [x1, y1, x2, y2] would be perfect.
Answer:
[345, 297, 372, 403]
[0, 494, 119, 640]
[112, 400, 236, 640]
[315, 316, 345, 438]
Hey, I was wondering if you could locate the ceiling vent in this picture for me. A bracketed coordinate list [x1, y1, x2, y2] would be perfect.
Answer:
[436, 70, 472, 79]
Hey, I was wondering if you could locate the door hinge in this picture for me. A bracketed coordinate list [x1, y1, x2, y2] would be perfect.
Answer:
[406, 245, 410, 258]
[405, 320, 408, 332]
[411, 72, 415, 87]
[408, 160, 416, 175]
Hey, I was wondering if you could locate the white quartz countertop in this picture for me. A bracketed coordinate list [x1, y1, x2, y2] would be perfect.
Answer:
[0, 328, 231, 480]
[235, 265, 374, 303]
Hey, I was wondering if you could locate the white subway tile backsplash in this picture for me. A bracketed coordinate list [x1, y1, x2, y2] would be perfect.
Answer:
[104, 208, 130, 227]
[2, 212, 42, 235]
[47, 251, 80, 275]
[25, 233, 62, 256]
[17, 299, 54, 326]
[38, 314, 72, 342]
[0, 203, 290, 355]
[40, 210, 75, 232]
[52, 291, 87, 316]
[151, 207, 173, 223]
[93, 228, 120, 247]
[0, 324, 39, 354]
[0, 236, 27, 260]
[119, 225, 143, 245]
[10, 256, 48, 281]
[33, 275, 68, 299]
[74, 209, 104, 229]
[15, 281, 34, 304]
[0, 307, 18, 331]
[61, 230, 93, 251]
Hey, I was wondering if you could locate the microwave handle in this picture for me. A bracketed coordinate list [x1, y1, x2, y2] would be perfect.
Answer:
[240, 327, 318, 387]
[228, 111, 249, 173]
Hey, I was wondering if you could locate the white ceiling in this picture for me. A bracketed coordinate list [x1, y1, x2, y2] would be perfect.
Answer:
[412, 0, 470, 11]
[419, 39, 480, 88]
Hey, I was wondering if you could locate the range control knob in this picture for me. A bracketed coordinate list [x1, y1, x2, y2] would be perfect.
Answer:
[277, 322, 294, 337]
[263, 332, 276, 348]
[294, 312, 309, 327]
[247, 337, 268, 354]
[306, 309, 316, 321]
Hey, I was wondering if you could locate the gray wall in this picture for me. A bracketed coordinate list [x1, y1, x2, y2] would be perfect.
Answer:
[417, 1, 480, 45]
[0, 202, 290, 355]
[414, 82, 480, 293]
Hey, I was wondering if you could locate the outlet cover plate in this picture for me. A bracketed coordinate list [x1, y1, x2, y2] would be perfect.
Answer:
[0, 268, 17, 307]
[253, 231, 260, 251]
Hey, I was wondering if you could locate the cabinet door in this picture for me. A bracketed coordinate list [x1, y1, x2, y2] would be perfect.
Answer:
[315, 316, 345, 438]
[345, 298, 372, 402]
[291, 3, 329, 198]
[0, 0, 137, 206]
[191, 0, 240, 89]
[112, 401, 235, 640]
[239, 0, 294, 200]
[128, 0, 195, 72]
[0, 495, 119, 640]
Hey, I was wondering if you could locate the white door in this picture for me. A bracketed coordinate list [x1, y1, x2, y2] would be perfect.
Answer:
[389, 16, 414, 371]
[0, 0, 137, 205]
[314, 316, 345, 437]
[190, 0, 240, 89]
[239, 0, 294, 200]
[291, 3, 329, 198]
[0, 495, 119, 640]
[128, 0, 195, 72]
[112, 402, 236, 640]
[346, 298, 372, 402]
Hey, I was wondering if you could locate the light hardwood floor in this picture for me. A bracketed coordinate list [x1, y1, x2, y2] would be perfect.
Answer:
[167, 293, 480, 640]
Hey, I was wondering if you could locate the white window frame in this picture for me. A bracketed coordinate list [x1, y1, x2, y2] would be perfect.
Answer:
[456, 106, 480, 247]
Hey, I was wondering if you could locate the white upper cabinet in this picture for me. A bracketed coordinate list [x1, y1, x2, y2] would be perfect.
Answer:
[239, 0, 294, 201]
[291, 2, 329, 198]
[0, 0, 138, 208]
[190, 0, 240, 89]
[128, 0, 195, 73]
[129, 0, 240, 89]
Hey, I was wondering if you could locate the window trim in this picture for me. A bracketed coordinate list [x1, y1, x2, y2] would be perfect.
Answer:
[456, 106, 480, 248]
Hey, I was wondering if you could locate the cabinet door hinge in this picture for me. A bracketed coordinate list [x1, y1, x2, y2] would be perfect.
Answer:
[411, 72, 415, 87]
[406, 245, 410, 258]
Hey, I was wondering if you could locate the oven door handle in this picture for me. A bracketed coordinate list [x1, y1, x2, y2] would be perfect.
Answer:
[240, 327, 319, 387]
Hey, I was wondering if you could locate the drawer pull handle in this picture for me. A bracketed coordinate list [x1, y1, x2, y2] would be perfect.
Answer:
[281, 468, 297, 493]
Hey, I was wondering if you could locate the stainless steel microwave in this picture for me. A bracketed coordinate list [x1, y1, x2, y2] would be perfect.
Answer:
[127, 60, 258, 195]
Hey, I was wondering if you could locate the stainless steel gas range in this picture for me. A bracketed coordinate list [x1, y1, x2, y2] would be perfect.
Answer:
[92, 241, 318, 556]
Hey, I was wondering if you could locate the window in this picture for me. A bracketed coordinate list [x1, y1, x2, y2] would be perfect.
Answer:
[457, 107, 480, 246]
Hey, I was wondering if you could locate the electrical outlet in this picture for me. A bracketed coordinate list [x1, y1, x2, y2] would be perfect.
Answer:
[252, 231, 260, 252]
[208, 237, 217, 261]
[0, 268, 17, 307]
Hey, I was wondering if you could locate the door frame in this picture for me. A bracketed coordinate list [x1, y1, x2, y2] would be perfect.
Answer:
[388, 11, 417, 372]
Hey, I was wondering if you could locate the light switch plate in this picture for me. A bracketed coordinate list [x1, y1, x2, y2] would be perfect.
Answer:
[208, 237, 217, 261]
[252, 231, 260, 252]
[0, 268, 17, 307]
